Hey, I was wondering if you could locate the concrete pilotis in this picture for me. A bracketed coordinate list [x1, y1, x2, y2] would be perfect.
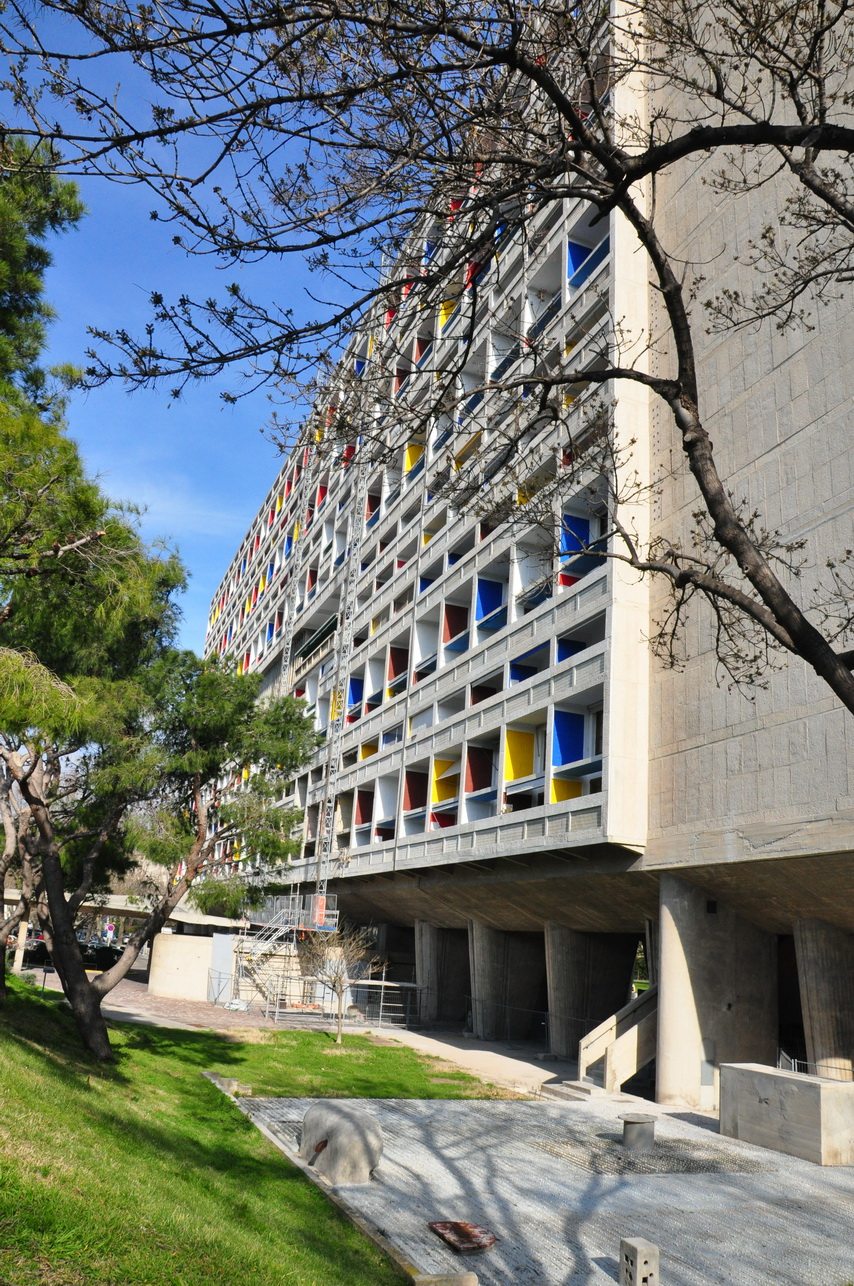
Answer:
[544, 922, 637, 1059]
[468, 920, 505, 1040]
[657, 874, 777, 1109]
[794, 918, 854, 1080]
[414, 921, 441, 1026]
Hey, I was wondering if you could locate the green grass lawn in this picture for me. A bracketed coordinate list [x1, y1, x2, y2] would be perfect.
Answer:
[0, 977, 507, 1286]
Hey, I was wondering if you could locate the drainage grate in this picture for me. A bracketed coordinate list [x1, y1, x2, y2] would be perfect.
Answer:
[531, 1131, 771, 1175]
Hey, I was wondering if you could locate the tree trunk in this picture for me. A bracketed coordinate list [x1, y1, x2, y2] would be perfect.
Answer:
[336, 985, 344, 1044]
[35, 842, 114, 1060]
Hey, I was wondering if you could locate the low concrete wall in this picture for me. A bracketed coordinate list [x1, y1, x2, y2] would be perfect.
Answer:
[720, 1062, 854, 1166]
[149, 933, 214, 1003]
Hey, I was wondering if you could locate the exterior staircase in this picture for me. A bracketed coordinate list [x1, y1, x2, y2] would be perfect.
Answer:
[576, 984, 658, 1093]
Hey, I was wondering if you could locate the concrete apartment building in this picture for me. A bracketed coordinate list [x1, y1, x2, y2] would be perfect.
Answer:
[204, 94, 854, 1108]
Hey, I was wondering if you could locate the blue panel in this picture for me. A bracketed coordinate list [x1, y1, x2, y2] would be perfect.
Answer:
[567, 239, 592, 273]
[419, 575, 434, 594]
[476, 578, 503, 620]
[553, 710, 586, 766]
[285, 535, 293, 557]
[557, 637, 585, 661]
[510, 662, 537, 683]
[354, 357, 366, 376]
[266, 622, 274, 642]
[347, 676, 364, 706]
[560, 513, 590, 557]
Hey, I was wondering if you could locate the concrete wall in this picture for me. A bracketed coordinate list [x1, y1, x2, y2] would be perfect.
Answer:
[647, 149, 854, 871]
[149, 932, 214, 1003]
[721, 1062, 854, 1165]
[657, 876, 778, 1108]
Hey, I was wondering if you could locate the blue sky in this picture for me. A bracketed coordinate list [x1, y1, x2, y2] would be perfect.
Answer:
[42, 171, 295, 654]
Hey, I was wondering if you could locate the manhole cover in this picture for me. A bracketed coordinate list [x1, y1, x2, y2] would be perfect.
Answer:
[531, 1131, 770, 1175]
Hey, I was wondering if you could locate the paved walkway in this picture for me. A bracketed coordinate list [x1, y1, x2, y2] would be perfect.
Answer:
[242, 1094, 854, 1285]
[35, 967, 279, 1034]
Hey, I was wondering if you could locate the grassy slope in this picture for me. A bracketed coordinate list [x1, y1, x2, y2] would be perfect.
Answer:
[0, 980, 504, 1286]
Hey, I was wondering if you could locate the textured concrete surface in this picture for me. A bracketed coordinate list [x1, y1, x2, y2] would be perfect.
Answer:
[241, 1096, 854, 1285]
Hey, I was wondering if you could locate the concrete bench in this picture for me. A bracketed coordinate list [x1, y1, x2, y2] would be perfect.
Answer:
[720, 1062, 854, 1165]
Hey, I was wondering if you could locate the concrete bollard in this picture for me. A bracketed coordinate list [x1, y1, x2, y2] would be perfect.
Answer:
[619, 1113, 656, 1152]
[299, 1101, 383, 1185]
[619, 1237, 659, 1285]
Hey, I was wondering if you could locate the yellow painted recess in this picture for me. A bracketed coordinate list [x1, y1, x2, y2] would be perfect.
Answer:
[367, 334, 375, 357]
[431, 758, 460, 804]
[360, 741, 378, 759]
[504, 729, 535, 781]
[404, 442, 425, 472]
[439, 298, 458, 329]
[551, 778, 583, 803]
[454, 430, 481, 469]
[423, 531, 433, 545]
[276, 494, 283, 512]
[330, 692, 341, 720]
[293, 520, 301, 541]
[241, 766, 250, 782]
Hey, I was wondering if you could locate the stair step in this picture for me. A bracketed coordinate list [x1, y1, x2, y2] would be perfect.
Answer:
[540, 1079, 607, 1101]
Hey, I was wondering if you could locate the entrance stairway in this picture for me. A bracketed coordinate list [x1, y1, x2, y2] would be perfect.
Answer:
[577, 984, 658, 1092]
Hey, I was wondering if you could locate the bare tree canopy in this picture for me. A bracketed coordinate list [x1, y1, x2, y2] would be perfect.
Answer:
[2, 0, 854, 707]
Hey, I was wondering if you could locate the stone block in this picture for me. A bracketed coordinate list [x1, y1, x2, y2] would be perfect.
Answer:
[619, 1237, 659, 1285]
[299, 1101, 383, 1185]
[720, 1062, 854, 1166]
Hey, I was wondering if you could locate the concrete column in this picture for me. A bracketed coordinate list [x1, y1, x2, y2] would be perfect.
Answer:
[414, 922, 470, 1026]
[468, 920, 505, 1040]
[414, 921, 441, 1025]
[545, 923, 638, 1058]
[657, 874, 778, 1109]
[794, 918, 854, 1080]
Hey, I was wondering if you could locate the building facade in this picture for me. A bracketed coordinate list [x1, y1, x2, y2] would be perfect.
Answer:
[205, 146, 854, 1107]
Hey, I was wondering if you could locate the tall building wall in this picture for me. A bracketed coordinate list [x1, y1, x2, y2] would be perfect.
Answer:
[647, 156, 854, 873]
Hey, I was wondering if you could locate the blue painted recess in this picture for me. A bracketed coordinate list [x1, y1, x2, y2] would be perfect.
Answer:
[510, 662, 537, 682]
[567, 239, 593, 273]
[476, 578, 504, 620]
[419, 575, 434, 594]
[557, 637, 585, 662]
[266, 621, 275, 642]
[553, 710, 585, 766]
[347, 676, 364, 707]
[561, 513, 590, 558]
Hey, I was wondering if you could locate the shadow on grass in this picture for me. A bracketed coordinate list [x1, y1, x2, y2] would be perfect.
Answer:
[0, 978, 247, 1090]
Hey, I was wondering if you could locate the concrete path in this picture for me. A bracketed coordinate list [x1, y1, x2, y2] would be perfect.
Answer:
[242, 1095, 854, 1285]
[362, 1025, 581, 1095]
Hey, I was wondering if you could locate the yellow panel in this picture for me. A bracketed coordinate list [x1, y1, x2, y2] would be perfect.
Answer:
[241, 766, 250, 782]
[551, 778, 583, 803]
[360, 741, 378, 759]
[330, 692, 341, 720]
[293, 520, 300, 541]
[423, 531, 433, 545]
[276, 494, 283, 512]
[404, 442, 425, 472]
[504, 729, 535, 781]
[454, 430, 481, 469]
[431, 758, 459, 804]
[439, 298, 458, 329]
